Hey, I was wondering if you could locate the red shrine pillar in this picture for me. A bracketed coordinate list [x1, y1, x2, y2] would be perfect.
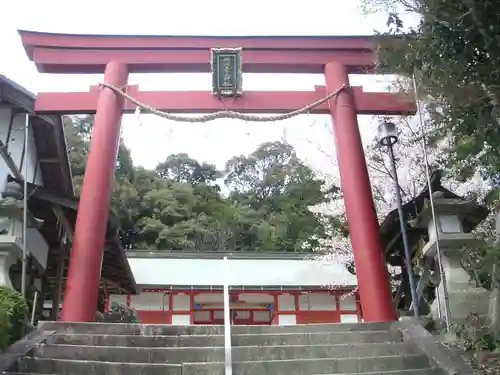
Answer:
[325, 61, 396, 322]
[60, 61, 129, 322]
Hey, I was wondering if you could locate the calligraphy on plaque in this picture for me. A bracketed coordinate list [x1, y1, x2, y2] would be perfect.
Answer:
[211, 48, 243, 97]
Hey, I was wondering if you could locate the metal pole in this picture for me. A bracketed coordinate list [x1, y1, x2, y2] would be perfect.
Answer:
[21, 114, 30, 297]
[387, 143, 420, 316]
[30, 290, 38, 325]
[223, 256, 232, 375]
[412, 73, 452, 329]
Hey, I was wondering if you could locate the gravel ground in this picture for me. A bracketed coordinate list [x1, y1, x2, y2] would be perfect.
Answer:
[443, 341, 500, 374]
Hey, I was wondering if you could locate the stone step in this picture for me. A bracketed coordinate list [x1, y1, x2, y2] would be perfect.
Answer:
[34, 342, 413, 363]
[16, 354, 430, 375]
[15, 358, 182, 375]
[48, 330, 399, 347]
[5, 370, 442, 375]
[182, 355, 432, 375]
[39, 321, 392, 336]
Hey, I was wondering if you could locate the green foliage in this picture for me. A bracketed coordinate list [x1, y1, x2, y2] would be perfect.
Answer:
[0, 299, 11, 350]
[0, 285, 29, 350]
[103, 302, 140, 323]
[369, 0, 500, 180]
[452, 314, 500, 352]
[65, 116, 344, 252]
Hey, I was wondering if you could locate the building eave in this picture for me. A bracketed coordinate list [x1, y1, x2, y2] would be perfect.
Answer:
[126, 250, 327, 260]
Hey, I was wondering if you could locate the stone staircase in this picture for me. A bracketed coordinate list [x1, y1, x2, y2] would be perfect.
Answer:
[4, 321, 446, 374]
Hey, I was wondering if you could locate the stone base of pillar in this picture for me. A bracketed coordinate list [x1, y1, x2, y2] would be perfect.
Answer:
[431, 283, 489, 323]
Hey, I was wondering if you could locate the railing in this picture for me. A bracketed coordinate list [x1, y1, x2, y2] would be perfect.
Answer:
[223, 256, 233, 375]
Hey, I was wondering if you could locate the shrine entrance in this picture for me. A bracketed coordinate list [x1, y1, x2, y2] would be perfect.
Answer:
[19, 31, 415, 323]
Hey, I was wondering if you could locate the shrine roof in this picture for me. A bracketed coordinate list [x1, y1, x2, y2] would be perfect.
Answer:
[126, 251, 356, 289]
[0, 74, 73, 196]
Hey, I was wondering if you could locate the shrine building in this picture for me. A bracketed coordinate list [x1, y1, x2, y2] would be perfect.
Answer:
[107, 251, 361, 325]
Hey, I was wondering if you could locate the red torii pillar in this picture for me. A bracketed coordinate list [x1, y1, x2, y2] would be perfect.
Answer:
[60, 61, 129, 322]
[325, 62, 395, 321]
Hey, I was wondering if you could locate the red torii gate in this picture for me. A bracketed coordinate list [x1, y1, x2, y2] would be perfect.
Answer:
[19, 30, 415, 323]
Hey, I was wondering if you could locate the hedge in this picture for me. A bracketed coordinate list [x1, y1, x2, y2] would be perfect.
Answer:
[0, 285, 29, 351]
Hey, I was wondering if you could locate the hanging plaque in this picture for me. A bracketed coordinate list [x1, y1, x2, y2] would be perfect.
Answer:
[211, 47, 243, 97]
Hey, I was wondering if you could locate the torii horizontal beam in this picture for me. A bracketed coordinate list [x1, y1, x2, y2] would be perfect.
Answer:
[35, 86, 415, 115]
[19, 30, 378, 74]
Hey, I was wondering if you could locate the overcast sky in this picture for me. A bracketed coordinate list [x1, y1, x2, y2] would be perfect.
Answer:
[0, 0, 417, 174]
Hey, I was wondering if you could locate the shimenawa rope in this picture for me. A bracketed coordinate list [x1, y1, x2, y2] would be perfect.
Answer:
[99, 82, 349, 123]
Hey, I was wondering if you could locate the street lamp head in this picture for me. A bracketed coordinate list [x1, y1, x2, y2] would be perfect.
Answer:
[376, 121, 399, 146]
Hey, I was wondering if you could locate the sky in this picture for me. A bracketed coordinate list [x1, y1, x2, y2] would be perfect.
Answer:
[0, 0, 417, 175]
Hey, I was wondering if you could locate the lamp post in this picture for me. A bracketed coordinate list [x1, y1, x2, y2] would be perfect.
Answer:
[376, 121, 420, 317]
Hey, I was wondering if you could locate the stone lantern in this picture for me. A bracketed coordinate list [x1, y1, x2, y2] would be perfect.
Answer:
[0, 181, 49, 289]
[410, 194, 489, 322]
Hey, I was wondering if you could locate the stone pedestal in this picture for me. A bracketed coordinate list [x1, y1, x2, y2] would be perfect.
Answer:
[0, 248, 19, 288]
[411, 197, 490, 323]
[430, 251, 489, 322]
[0, 200, 49, 288]
[0, 216, 23, 288]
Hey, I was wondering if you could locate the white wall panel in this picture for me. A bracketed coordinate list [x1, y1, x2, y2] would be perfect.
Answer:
[236, 310, 250, 319]
[171, 314, 190, 325]
[277, 294, 295, 311]
[339, 294, 357, 311]
[194, 293, 223, 303]
[194, 311, 210, 321]
[299, 293, 336, 311]
[277, 314, 296, 325]
[172, 293, 190, 311]
[130, 292, 165, 310]
[253, 311, 271, 322]
[340, 314, 359, 323]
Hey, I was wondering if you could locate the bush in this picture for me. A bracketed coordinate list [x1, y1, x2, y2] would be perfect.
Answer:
[103, 302, 140, 323]
[0, 285, 29, 351]
[452, 313, 500, 352]
[0, 299, 11, 350]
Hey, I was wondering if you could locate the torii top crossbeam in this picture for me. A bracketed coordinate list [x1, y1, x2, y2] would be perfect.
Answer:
[18, 30, 412, 324]
[20, 30, 376, 74]
[18, 30, 415, 116]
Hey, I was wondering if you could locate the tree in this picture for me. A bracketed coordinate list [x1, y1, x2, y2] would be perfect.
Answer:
[363, 0, 500, 181]
[224, 141, 342, 251]
[355, 0, 500, 316]
[156, 153, 221, 184]
[64, 116, 344, 252]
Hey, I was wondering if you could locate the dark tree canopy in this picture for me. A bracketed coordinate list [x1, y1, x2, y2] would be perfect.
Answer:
[370, 0, 500, 181]
[65, 116, 344, 252]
